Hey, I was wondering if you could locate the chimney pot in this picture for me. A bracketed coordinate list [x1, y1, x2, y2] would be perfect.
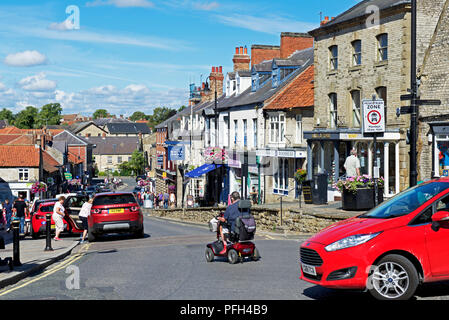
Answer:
[235, 47, 239, 54]
[219, 66, 222, 73]
[244, 46, 248, 55]
[240, 46, 243, 54]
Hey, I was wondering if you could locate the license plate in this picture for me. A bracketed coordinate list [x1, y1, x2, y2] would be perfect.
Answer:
[109, 208, 124, 214]
[302, 263, 317, 276]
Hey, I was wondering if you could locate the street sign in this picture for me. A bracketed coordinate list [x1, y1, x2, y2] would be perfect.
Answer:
[168, 145, 185, 161]
[416, 99, 441, 106]
[400, 94, 414, 101]
[396, 106, 412, 116]
[64, 172, 72, 180]
[363, 99, 385, 133]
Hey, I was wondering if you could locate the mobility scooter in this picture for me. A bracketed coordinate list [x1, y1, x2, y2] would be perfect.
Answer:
[205, 200, 260, 264]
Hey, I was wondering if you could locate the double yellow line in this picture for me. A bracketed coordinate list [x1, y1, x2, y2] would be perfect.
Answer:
[0, 243, 91, 297]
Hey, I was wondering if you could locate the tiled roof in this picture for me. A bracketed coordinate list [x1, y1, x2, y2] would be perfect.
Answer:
[85, 136, 140, 155]
[0, 145, 60, 172]
[106, 122, 151, 134]
[264, 65, 314, 110]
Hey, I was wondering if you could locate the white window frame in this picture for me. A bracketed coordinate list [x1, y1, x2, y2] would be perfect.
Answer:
[329, 45, 338, 70]
[377, 33, 388, 62]
[107, 156, 113, 164]
[352, 40, 362, 66]
[329, 93, 337, 129]
[352, 90, 361, 128]
[295, 115, 303, 144]
[18, 168, 29, 182]
[269, 113, 286, 144]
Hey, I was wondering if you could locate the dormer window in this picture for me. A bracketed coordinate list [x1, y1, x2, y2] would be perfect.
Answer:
[251, 73, 259, 92]
[272, 68, 280, 88]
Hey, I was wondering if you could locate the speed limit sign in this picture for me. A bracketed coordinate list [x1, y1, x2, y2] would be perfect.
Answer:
[363, 99, 385, 133]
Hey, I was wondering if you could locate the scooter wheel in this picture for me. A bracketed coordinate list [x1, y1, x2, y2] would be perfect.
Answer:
[227, 249, 239, 264]
[252, 247, 260, 261]
[205, 247, 214, 263]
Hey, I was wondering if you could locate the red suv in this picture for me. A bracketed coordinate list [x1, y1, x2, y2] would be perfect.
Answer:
[30, 201, 68, 239]
[300, 179, 449, 300]
[88, 192, 144, 242]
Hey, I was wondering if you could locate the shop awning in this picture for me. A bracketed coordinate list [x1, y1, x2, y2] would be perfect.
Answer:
[185, 163, 222, 178]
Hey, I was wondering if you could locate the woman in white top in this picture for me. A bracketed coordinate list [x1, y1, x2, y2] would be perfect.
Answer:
[79, 198, 93, 243]
[52, 196, 66, 241]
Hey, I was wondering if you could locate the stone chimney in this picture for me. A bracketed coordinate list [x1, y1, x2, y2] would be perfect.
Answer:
[280, 32, 314, 59]
[232, 46, 251, 72]
[251, 45, 280, 67]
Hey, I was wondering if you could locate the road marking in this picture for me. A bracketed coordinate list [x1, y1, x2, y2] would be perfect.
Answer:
[0, 244, 91, 296]
[265, 235, 275, 240]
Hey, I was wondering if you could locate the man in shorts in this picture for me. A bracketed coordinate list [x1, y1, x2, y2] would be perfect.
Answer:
[52, 196, 66, 241]
[78, 197, 93, 243]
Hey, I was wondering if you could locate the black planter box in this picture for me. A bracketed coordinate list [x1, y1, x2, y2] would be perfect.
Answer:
[342, 188, 384, 211]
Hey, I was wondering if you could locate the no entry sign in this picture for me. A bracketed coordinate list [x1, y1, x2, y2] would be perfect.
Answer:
[363, 99, 385, 133]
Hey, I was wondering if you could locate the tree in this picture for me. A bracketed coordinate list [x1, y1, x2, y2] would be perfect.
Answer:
[147, 107, 177, 130]
[14, 106, 38, 129]
[93, 109, 110, 119]
[0, 108, 15, 124]
[178, 105, 186, 112]
[130, 111, 147, 122]
[119, 149, 146, 175]
[36, 103, 62, 128]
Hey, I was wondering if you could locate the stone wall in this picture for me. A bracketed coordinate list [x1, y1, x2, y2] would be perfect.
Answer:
[145, 206, 349, 235]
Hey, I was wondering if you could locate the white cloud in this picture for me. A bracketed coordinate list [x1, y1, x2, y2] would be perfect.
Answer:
[215, 14, 318, 35]
[192, 1, 220, 11]
[4, 50, 47, 67]
[86, 0, 154, 8]
[18, 73, 57, 92]
[48, 19, 76, 31]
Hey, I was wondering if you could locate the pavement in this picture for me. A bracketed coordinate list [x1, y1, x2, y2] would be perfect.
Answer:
[0, 229, 80, 289]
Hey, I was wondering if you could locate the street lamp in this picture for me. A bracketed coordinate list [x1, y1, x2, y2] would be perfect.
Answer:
[204, 76, 220, 207]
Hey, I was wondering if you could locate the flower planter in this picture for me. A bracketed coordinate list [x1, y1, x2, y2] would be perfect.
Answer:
[342, 188, 384, 211]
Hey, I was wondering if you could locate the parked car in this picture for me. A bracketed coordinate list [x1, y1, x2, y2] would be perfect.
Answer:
[88, 192, 144, 242]
[300, 179, 449, 300]
[136, 175, 147, 182]
[85, 185, 97, 196]
[30, 201, 68, 239]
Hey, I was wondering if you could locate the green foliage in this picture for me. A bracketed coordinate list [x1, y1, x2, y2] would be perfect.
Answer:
[147, 107, 177, 130]
[92, 109, 110, 119]
[14, 106, 39, 129]
[98, 171, 106, 177]
[0, 108, 15, 124]
[129, 111, 147, 122]
[35, 103, 62, 128]
[118, 149, 146, 175]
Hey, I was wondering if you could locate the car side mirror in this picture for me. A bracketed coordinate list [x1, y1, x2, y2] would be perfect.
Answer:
[431, 211, 449, 232]
[432, 210, 449, 223]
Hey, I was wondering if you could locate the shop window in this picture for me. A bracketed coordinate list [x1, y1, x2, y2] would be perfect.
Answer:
[269, 114, 285, 143]
[273, 158, 289, 195]
[437, 139, 449, 176]
[355, 142, 369, 175]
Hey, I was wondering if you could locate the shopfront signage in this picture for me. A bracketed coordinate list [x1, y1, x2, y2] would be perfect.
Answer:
[256, 149, 306, 159]
[363, 99, 385, 133]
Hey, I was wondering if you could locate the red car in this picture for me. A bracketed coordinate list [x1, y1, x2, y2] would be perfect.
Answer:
[30, 201, 68, 239]
[300, 178, 449, 300]
[88, 192, 144, 242]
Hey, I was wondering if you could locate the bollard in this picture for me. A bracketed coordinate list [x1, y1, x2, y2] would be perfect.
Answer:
[12, 219, 21, 266]
[44, 213, 53, 251]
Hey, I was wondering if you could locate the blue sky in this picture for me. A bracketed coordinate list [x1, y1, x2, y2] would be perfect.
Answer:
[0, 0, 358, 116]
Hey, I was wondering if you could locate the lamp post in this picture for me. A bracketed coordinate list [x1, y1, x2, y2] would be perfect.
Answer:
[205, 76, 220, 207]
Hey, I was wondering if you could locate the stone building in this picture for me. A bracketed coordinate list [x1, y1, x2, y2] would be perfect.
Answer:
[305, 0, 442, 197]
[417, 0, 449, 181]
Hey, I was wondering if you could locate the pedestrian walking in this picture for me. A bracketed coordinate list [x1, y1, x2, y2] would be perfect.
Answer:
[163, 191, 169, 209]
[13, 194, 28, 235]
[344, 148, 361, 178]
[52, 196, 66, 241]
[79, 198, 93, 243]
[3, 199, 13, 232]
[170, 192, 176, 208]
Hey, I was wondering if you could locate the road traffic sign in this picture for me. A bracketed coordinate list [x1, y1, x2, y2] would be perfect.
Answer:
[363, 99, 385, 133]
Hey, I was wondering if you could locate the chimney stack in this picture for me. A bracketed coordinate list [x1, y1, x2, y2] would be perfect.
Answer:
[232, 45, 251, 72]
[280, 32, 314, 59]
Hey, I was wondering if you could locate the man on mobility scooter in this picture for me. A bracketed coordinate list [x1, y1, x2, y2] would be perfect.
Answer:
[205, 192, 260, 264]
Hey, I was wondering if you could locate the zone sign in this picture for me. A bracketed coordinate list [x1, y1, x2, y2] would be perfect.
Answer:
[362, 99, 385, 133]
